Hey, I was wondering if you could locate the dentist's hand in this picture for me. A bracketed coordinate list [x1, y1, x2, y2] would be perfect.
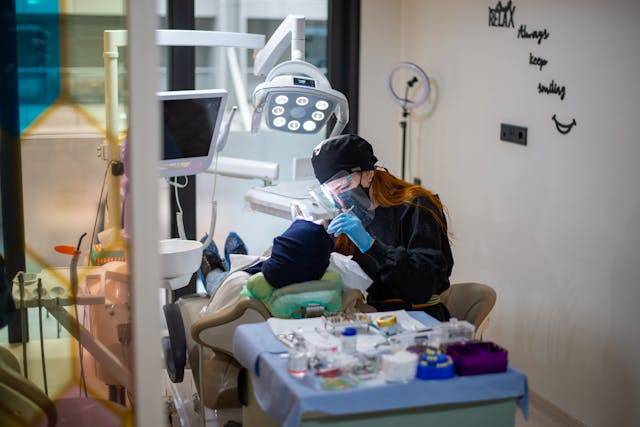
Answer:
[327, 213, 374, 253]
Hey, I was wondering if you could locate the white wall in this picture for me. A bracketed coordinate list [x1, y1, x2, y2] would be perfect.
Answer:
[361, 0, 640, 425]
[358, 0, 404, 176]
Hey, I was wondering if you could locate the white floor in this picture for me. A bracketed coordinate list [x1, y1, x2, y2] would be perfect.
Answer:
[163, 369, 242, 427]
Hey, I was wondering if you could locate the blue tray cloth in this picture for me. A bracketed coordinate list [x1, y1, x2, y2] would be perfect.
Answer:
[232, 312, 528, 427]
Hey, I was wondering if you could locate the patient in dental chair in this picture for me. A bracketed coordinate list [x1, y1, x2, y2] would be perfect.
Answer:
[246, 219, 335, 287]
[203, 219, 339, 317]
[189, 221, 370, 411]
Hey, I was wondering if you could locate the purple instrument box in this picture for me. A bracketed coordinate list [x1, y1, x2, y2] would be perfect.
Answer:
[445, 342, 508, 376]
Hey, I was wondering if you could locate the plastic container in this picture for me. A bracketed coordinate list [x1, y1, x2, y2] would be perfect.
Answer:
[407, 336, 432, 354]
[341, 327, 357, 353]
[416, 353, 455, 380]
[324, 313, 370, 335]
[440, 318, 475, 343]
[288, 341, 309, 378]
[445, 341, 508, 376]
[350, 353, 381, 381]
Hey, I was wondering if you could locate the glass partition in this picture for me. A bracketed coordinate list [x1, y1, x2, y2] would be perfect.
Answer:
[1, 0, 329, 423]
[1, 0, 136, 424]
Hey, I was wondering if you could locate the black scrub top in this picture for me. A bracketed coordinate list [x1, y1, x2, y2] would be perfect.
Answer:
[353, 196, 454, 310]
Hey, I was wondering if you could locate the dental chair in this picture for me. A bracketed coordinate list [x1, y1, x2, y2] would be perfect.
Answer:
[440, 282, 497, 339]
[0, 346, 130, 426]
[162, 269, 368, 411]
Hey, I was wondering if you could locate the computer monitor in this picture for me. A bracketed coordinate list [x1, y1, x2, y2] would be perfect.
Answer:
[158, 89, 228, 178]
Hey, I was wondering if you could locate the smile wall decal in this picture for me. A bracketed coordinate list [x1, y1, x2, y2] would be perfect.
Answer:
[552, 114, 576, 135]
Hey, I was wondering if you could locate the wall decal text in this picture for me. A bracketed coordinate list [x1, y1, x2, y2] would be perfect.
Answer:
[487, 2, 578, 136]
[489, 1, 516, 28]
[529, 53, 548, 71]
[517, 25, 550, 44]
[538, 80, 566, 100]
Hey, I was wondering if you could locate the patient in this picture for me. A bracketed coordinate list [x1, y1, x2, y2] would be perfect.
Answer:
[247, 219, 334, 288]
[204, 219, 335, 314]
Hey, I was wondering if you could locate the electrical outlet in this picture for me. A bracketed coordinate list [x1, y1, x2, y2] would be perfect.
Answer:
[500, 123, 527, 146]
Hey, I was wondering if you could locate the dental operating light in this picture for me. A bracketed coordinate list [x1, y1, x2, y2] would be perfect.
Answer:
[252, 15, 349, 137]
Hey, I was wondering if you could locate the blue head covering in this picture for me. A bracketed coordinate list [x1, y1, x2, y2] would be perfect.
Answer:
[262, 220, 334, 289]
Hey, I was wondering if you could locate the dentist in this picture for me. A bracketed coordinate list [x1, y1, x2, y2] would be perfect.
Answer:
[312, 134, 453, 321]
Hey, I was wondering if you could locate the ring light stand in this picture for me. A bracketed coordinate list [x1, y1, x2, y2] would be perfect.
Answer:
[386, 62, 430, 180]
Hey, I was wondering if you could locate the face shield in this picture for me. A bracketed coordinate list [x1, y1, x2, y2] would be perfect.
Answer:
[311, 171, 375, 227]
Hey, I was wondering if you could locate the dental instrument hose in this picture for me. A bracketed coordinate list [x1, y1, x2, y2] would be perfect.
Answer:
[169, 176, 189, 240]
[88, 161, 112, 265]
[168, 166, 216, 246]
[201, 132, 223, 249]
[201, 105, 237, 249]
[37, 277, 48, 395]
[71, 233, 89, 397]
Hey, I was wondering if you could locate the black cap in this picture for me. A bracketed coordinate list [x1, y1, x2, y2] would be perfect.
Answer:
[311, 134, 378, 184]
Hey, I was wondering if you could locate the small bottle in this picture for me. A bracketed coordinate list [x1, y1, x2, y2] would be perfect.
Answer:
[288, 340, 308, 378]
[341, 327, 358, 353]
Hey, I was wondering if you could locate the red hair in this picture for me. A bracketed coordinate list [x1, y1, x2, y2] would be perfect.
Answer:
[335, 169, 448, 255]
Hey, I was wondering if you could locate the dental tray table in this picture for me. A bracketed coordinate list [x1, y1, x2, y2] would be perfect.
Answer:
[232, 312, 529, 427]
[245, 179, 333, 220]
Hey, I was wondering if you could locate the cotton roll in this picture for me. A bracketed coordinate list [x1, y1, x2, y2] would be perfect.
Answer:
[382, 351, 418, 383]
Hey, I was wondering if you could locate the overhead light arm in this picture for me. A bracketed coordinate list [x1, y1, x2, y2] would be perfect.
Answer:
[251, 15, 349, 137]
[254, 14, 305, 77]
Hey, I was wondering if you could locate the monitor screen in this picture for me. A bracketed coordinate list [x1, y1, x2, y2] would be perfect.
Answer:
[293, 77, 316, 87]
[162, 97, 222, 160]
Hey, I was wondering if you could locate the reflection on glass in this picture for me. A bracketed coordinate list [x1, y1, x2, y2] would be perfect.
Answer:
[16, 0, 61, 132]
[3, 0, 134, 425]
[2, 1, 330, 425]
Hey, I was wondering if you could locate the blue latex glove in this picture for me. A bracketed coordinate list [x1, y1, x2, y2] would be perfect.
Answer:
[327, 213, 374, 253]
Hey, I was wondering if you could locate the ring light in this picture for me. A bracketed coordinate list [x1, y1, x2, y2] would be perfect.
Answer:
[386, 62, 431, 110]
